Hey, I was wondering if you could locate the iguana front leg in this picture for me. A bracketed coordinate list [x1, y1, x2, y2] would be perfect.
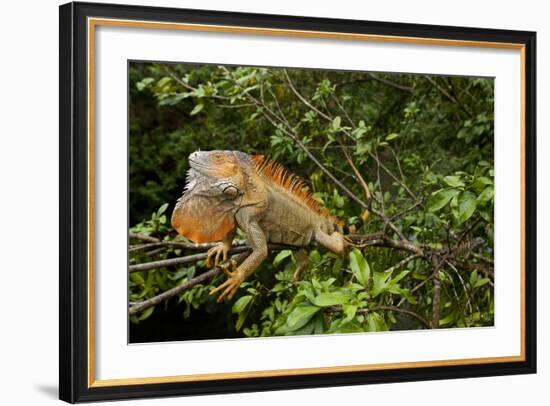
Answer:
[210, 219, 267, 302]
[206, 228, 236, 268]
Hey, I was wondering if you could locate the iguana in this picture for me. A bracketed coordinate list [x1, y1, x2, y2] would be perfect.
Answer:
[171, 150, 369, 301]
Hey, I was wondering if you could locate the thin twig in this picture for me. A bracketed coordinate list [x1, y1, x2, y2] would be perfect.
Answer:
[331, 94, 355, 127]
[341, 145, 371, 201]
[444, 259, 474, 313]
[375, 148, 386, 215]
[368, 150, 417, 201]
[397, 273, 435, 307]
[382, 254, 421, 275]
[348, 233, 424, 256]
[367, 73, 415, 93]
[283, 69, 332, 122]
[164, 68, 231, 102]
[431, 256, 442, 329]
[358, 305, 429, 328]
[424, 75, 473, 118]
[389, 200, 423, 222]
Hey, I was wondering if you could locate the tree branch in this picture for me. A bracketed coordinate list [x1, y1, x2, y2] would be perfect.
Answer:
[424, 75, 473, 118]
[382, 253, 421, 275]
[129, 236, 249, 253]
[431, 256, 442, 329]
[130, 243, 291, 273]
[129, 252, 251, 315]
[367, 73, 415, 93]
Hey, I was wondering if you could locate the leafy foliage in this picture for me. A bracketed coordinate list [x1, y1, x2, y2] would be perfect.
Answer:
[129, 62, 494, 340]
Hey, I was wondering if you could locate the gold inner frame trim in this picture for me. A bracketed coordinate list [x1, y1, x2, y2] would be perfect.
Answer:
[87, 17, 527, 388]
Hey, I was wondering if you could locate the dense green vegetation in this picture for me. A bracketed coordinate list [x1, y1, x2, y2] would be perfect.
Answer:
[128, 62, 494, 341]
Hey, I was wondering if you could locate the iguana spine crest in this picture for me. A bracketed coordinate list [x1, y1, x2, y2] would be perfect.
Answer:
[251, 155, 343, 226]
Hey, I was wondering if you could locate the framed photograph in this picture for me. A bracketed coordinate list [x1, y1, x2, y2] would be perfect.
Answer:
[59, 1, 536, 402]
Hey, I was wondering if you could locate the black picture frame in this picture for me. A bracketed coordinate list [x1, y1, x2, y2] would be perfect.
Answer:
[59, 1, 537, 403]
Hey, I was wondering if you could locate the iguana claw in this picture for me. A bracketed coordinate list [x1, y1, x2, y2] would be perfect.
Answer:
[206, 243, 230, 268]
[220, 259, 238, 276]
[210, 267, 244, 302]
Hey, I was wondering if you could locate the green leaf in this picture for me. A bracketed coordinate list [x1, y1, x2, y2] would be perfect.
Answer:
[470, 270, 479, 286]
[474, 278, 491, 288]
[371, 271, 392, 297]
[138, 306, 154, 321]
[385, 133, 399, 141]
[156, 76, 172, 89]
[439, 311, 457, 326]
[190, 103, 204, 115]
[286, 305, 320, 331]
[477, 186, 494, 206]
[427, 189, 460, 212]
[366, 312, 384, 331]
[342, 304, 358, 323]
[311, 291, 352, 307]
[273, 250, 292, 267]
[130, 273, 145, 285]
[157, 203, 169, 215]
[455, 191, 477, 225]
[389, 270, 410, 286]
[443, 175, 465, 188]
[232, 295, 253, 314]
[331, 116, 341, 132]
[333, 322, 363, 334]
[349, 249, 370, 287]
[136, 77, 154, 91]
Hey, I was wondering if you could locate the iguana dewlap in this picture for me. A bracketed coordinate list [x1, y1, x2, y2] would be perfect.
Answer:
[171, 150, 359, 301]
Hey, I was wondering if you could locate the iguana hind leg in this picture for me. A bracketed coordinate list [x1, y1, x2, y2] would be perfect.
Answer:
[292, 249, 309, 282]
[210, 220, 267, 302]
[315, 230, 345, 255]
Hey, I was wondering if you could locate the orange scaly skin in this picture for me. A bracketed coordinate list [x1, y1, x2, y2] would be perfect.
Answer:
[171, 150, 353, 301]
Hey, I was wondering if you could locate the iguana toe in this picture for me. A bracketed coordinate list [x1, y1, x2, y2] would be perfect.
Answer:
[206, 244, 230, 268]
[210, 271, 244, 302]
[220, 259, 238, 277]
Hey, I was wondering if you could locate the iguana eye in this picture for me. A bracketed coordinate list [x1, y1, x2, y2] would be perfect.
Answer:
[223, 185, 239, 198]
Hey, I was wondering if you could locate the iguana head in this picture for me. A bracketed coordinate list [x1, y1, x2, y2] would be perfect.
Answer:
[171, 150, 262, 243]
[187, 150, 248, 198]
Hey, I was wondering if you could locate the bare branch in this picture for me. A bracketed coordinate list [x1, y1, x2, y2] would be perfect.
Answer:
[375, 148, 386, 215]
[129, 232, 160, 243]
[348, 233, 424, 256]
[129, 238, 249, 253]
[283, 69, 332, 122]
[382, 254, 421, 275]
[424, 75, 473, 118]
[368, 149, 418, 201]
[367, 73, 414, 93]
[341, 146, 371, 201]
[129, 252, 250, 315]
[444, 259, 474, 313]
[130, 244, 290, 273]
[336, 76, 414, 93]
